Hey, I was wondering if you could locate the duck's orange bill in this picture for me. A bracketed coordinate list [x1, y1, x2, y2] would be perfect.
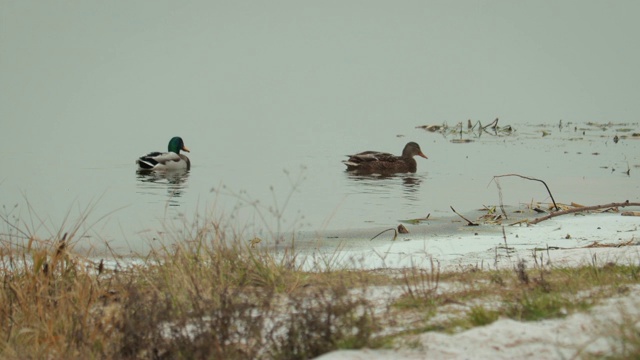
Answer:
[182, 146, 191, 153]
[419, 152, 428, 159]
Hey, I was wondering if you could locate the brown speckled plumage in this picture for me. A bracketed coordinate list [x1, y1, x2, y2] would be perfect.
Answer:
[343, 142, 428, 175]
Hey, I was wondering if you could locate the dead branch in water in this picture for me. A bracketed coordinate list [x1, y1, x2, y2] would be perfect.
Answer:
[450, 206, 478, 226]
[528, 200, 640, 225]
[493, 177, 508, 219]
[492, 174, 559, 211]
[483, 117, 499, 130]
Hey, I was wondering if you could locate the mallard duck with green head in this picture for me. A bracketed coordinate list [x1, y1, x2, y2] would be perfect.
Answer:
[136, 137, 191, 171]
[343, 142, 428, 175]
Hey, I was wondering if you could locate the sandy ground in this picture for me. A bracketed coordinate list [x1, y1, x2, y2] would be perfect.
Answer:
[304, 212, 640, 359]
[295, 211, 640, 271]
[315, 287, 640, 359]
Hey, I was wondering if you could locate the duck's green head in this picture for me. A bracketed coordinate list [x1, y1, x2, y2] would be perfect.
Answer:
[168, 137, 190, 154]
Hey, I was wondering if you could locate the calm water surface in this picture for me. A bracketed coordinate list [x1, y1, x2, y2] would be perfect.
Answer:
[2, 120, 638, 253]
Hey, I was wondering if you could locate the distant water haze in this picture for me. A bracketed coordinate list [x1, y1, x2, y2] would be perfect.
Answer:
[1, 1, 639, 252]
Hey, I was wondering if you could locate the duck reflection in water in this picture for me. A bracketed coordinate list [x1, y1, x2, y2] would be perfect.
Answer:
[136, 169, 190, 206]
[345, 172, 424, 202]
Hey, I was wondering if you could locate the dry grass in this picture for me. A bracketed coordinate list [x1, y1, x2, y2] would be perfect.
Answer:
[3, 210, 640, 359]
[390, 257, 640, 344]
[0, 212, 386, 359]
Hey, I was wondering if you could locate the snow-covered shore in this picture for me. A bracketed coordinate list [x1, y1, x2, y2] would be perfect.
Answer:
[311, 213, 640, 359]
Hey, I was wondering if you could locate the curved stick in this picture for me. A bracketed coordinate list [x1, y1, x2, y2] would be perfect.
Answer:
[370, 228, 398, 241]
[492, 174, 559, 211]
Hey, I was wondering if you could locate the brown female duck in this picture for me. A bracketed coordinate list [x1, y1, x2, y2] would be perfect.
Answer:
[343, 142, 428, 174]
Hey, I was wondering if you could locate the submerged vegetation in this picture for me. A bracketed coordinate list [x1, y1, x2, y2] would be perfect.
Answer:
[415, 117, 515, 142]
[2, 208, 640, 359]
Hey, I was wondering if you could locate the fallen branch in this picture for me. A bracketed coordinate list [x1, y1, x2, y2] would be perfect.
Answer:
[492, 174, 559, 211]
[583, 239, 636, 248]
[450, 206, 478, 226]
[528, 200, 640, 225]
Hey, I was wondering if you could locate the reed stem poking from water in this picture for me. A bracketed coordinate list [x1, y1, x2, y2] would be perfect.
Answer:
[491, 174, 559, 211]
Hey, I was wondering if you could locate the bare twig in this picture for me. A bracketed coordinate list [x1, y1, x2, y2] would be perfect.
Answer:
[450, 206, 478, 226]
[493, 178, 508, 219]
[370, 228, 398, 241]
[483, 117, 499, 130]
[492, 174, 559, 211]
[529, 200, 640, 225]
[502, 226, 511, 261]
[508, 219, 529, 226]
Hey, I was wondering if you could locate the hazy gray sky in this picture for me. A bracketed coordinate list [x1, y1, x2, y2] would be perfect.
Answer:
[2, 0, 639, 150]
[1, 1, 639, 243]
